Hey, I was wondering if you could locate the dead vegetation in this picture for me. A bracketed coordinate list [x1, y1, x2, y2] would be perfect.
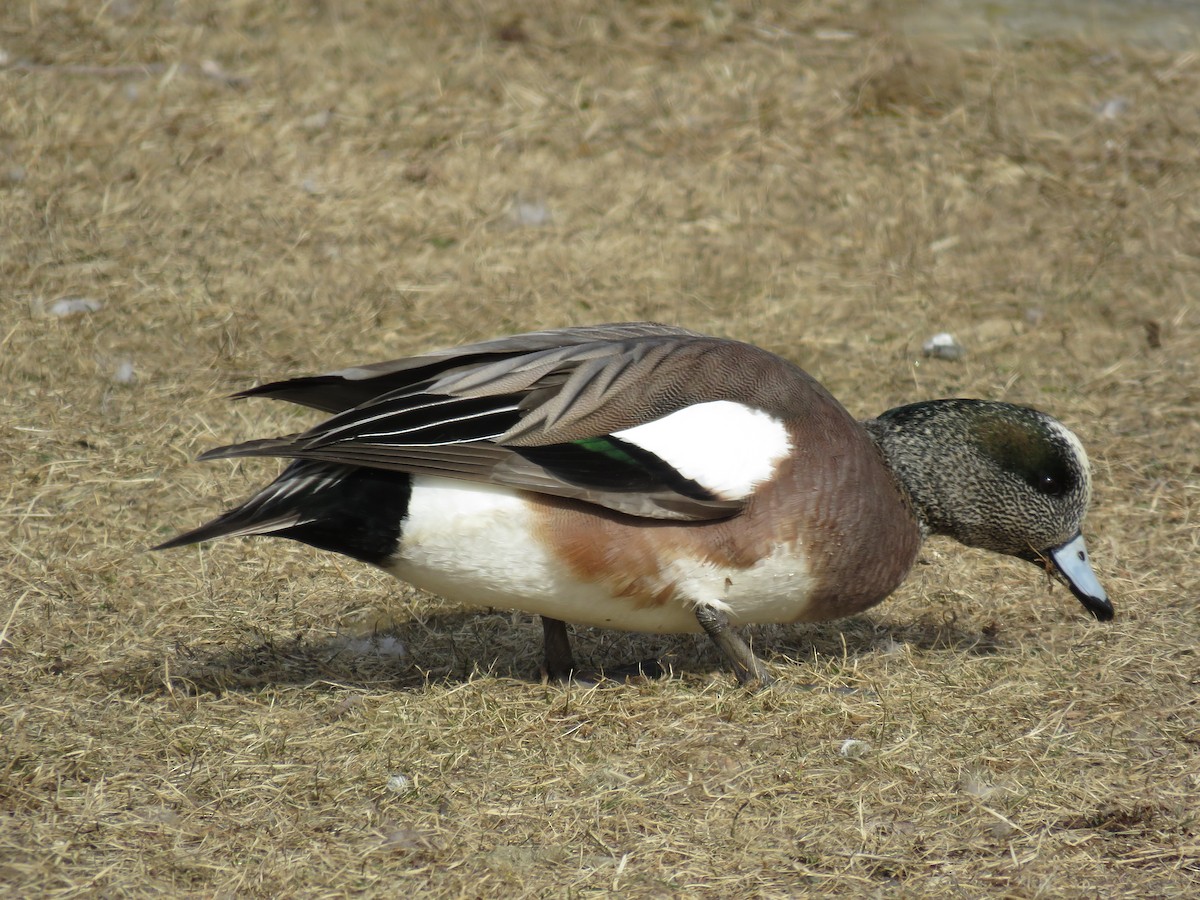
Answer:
[2, 1, 1197, 896]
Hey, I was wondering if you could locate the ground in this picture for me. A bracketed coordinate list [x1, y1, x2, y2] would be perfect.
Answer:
[1, 1, 1197, 896]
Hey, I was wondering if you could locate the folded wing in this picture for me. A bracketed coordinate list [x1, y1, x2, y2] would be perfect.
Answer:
[199, 323, 804, 521]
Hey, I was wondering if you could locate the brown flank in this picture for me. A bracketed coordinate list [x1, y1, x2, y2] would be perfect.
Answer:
[528, 396, 921, 622]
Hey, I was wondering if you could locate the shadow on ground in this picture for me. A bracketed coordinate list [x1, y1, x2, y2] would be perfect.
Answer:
[103, 607, 1008, 697]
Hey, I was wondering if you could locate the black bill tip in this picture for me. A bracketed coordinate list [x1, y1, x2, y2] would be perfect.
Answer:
[1048, 533, 1114, 622]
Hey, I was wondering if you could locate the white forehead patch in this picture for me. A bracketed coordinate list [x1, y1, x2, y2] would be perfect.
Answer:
[615, 401, 792, 500]
[1048, 417, 1092, 499]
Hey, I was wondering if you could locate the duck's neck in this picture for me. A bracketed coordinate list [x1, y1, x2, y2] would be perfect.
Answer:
[861, 402, 966, 541]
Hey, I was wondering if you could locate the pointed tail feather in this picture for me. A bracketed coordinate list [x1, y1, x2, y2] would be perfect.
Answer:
[152, 510, 308, 550]
[152, 457, 332, 550]
[197, 435, 303, 462]
[154, 460, 412, 565]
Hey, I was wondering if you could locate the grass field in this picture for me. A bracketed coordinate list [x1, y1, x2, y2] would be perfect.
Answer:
[2, 1, 1197, 896]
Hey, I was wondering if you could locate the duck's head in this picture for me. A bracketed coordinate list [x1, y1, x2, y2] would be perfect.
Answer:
[866, 400, 1113, 621]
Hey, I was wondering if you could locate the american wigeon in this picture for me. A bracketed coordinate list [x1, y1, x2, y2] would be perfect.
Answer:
[156, 323, 1112, 686]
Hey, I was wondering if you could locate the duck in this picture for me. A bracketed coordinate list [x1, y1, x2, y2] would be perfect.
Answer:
[155, 323, 1113, 686]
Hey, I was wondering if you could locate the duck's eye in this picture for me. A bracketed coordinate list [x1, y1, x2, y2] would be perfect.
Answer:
[1036, 472, 1068, 496]
[973, 415, 1077, 497]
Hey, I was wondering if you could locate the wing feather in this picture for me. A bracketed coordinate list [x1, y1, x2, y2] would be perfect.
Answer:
[195, 324, 816, 521]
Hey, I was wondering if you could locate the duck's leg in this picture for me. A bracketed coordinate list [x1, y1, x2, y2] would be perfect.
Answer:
[695, 605, 774, 688]
[540, 616, 665, 683]
[540, 616, 576, 681]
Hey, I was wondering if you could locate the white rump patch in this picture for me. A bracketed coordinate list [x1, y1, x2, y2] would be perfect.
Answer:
[615, 401, 792, 500]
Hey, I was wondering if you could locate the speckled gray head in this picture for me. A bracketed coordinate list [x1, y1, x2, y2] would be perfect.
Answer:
[865, 399, 1112, 621]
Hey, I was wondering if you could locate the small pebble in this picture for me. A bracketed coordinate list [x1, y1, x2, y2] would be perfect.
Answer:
[302, 109, 333, 131]
[511, 197, 552, 227]
[929, 235, 960, 254]
[114, 359, 136, 384]
[135, 804, 181, 825]
[922, 332, 965, 361]
[197, 58, 250, 88]
[814, 29, 857, 42]
[839, 739, 872, 759]
[960, 773, 997, 799]
[47, 297, 103, 317]
[379, 826, 434, 850]
[1096, 97, 1129, 121]
[985, 816, 1017, 839]
[337, 634, 406, 657]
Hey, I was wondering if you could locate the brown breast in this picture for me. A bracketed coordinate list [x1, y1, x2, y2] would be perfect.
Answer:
[526, 392, 922, 622]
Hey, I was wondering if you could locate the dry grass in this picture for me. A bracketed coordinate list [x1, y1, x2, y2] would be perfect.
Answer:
[2, 1, 1198, 896]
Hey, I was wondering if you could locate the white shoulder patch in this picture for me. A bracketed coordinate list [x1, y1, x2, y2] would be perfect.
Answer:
[615, 401, 792, 500]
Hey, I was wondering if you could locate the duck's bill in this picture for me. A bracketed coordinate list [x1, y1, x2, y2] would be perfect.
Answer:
[1046, 533, 1113, 621]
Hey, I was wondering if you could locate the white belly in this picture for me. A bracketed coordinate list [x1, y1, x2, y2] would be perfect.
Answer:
[384, 476, 817, 633]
